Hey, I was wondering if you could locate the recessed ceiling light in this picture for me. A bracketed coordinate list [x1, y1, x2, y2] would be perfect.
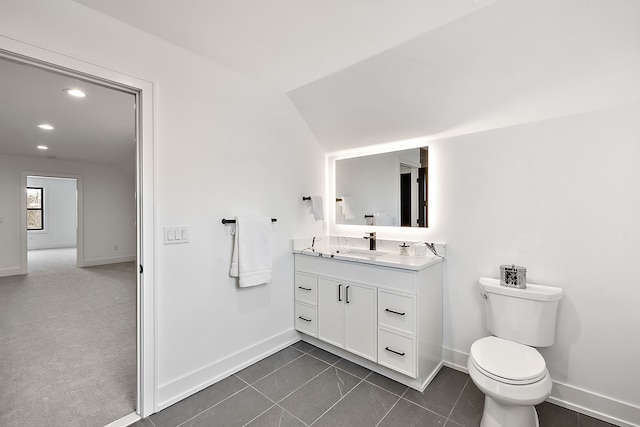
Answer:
[37, 124, 54, 130]
[37, 145, 48, 150]
[64, 88, 86, 98]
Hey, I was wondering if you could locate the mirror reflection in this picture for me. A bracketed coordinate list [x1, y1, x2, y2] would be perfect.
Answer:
[335, 147, 428, 227]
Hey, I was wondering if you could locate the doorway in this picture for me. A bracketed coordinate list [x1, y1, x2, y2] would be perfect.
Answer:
[399, 162, 419, 227]
[0, 44, 156, 424]
[25, 175, 80, 272]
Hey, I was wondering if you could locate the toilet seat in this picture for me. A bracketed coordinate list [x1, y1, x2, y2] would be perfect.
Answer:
[470, 336, 547, 385]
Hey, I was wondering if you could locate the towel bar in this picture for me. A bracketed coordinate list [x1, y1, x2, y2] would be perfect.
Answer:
[305, 196, 342, 202]
[221, 218, 277, 224]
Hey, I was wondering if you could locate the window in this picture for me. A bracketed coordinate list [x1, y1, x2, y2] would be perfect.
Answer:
[27, 187, 44, 230]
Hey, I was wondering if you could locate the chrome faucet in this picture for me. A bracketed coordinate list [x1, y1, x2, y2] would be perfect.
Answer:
[364, 232, 377, 250]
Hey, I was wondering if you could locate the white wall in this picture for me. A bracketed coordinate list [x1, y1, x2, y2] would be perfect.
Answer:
[0, 0, 325, 413]
[332, 103, 640, 425]
[433, 103, 640, 422]
[27, 176, 77, 250]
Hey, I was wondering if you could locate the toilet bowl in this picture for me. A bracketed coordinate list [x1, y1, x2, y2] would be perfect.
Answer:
[468, 337, 552, 427]
[470, 278, 563, 427]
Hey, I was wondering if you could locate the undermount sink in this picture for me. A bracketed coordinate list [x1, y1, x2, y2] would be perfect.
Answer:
[334, 248, 390, 257]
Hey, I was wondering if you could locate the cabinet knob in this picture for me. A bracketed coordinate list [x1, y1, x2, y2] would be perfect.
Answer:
[385, 308, 405, 316]
[298, 316, 312, 322]
[298, 286, 312, 291]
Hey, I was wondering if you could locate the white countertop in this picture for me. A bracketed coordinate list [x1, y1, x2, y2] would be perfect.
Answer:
[292, 237, 445, 271]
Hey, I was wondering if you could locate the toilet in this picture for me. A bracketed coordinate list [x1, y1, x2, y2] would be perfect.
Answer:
[468, 277, 563, 427]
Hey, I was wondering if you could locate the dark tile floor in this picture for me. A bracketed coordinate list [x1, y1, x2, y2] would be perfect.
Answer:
[130, 341, 618, 427]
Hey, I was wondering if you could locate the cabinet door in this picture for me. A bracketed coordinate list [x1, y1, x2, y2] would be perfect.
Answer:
[345, 283, 377, 361]
[317, 277, 344, 348]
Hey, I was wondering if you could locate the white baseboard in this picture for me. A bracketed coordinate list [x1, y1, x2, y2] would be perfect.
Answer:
[549, 381, 640, 427]
[443, 345, 469, 373]
[157, 328, 301, 410]
[443, 346, 639, 427]
[83, 255, 136, 266]
[102, 412, 140, 427]
[27, 243, 76, 250]
[0, 266, 22, 277]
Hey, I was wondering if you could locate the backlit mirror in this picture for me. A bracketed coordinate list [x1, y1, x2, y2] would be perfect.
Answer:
[335, 147, 428, 227]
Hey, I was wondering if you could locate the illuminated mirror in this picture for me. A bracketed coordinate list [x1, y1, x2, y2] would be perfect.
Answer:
[335, 147, 428, 227]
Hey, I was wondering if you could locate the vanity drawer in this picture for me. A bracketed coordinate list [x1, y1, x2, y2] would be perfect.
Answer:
[378, 329, 416, 378]
[378, 290, 415, 335]
[295, 302, 317, 337]
[295, 272, 317, 305]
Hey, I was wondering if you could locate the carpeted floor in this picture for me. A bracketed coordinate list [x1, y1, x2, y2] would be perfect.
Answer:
[0, 248, 136, 427]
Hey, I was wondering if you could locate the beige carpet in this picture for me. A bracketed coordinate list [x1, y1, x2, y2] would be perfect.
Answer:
[0, 249, 136, 427]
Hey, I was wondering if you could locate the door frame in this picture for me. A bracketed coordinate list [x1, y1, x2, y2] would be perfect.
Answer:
[398, 159, 420, 228]
[0, 39, 157, 417]
[21, 173, 83, 270]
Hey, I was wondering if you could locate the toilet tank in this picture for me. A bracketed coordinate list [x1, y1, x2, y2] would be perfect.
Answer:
[479, 277, 563, 347]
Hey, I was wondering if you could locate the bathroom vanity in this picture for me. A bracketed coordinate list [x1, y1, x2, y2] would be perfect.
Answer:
[293, 241, 444, 391]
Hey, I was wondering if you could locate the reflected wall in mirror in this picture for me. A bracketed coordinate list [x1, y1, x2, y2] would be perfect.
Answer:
[335, 147, 428, 227]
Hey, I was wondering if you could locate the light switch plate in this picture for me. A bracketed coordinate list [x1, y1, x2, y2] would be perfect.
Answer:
[164, 226, 190, 244]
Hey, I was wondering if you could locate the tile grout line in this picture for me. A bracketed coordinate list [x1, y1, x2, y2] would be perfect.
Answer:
[253, 356, 337, 405]
[244, 379, 309, 427]
[172, 382, 251, 427]
[152, 344, 315, 427]
[308, 372, 371, 426]
[275, 404, 312, 427]
[236, 348, 307, 385]
[240, 350, 348, 426]
[445, 377, 471, 422]
[374, 393, 403, 427]
[362, 376, 409, 398]
[240, 402, 279, 427]
[397, 392, 453, 422]
[248, 347, 357, 409]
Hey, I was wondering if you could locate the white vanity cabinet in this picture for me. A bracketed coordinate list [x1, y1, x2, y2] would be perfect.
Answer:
[294, 252, 443, 391]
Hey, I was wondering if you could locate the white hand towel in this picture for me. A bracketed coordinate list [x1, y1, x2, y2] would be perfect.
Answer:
[339, 196, 355, 220]
[310, 196, 324, 220]
[230, 216, 272, 287]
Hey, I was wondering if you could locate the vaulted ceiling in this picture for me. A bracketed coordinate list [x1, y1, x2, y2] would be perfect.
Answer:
[74, 0, 640, 152]
[74, 0, 497, 92]
[2, 0, 638, 169]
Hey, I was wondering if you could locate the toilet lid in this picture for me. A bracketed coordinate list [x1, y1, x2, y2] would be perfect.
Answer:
[470, 336, 547, 385]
